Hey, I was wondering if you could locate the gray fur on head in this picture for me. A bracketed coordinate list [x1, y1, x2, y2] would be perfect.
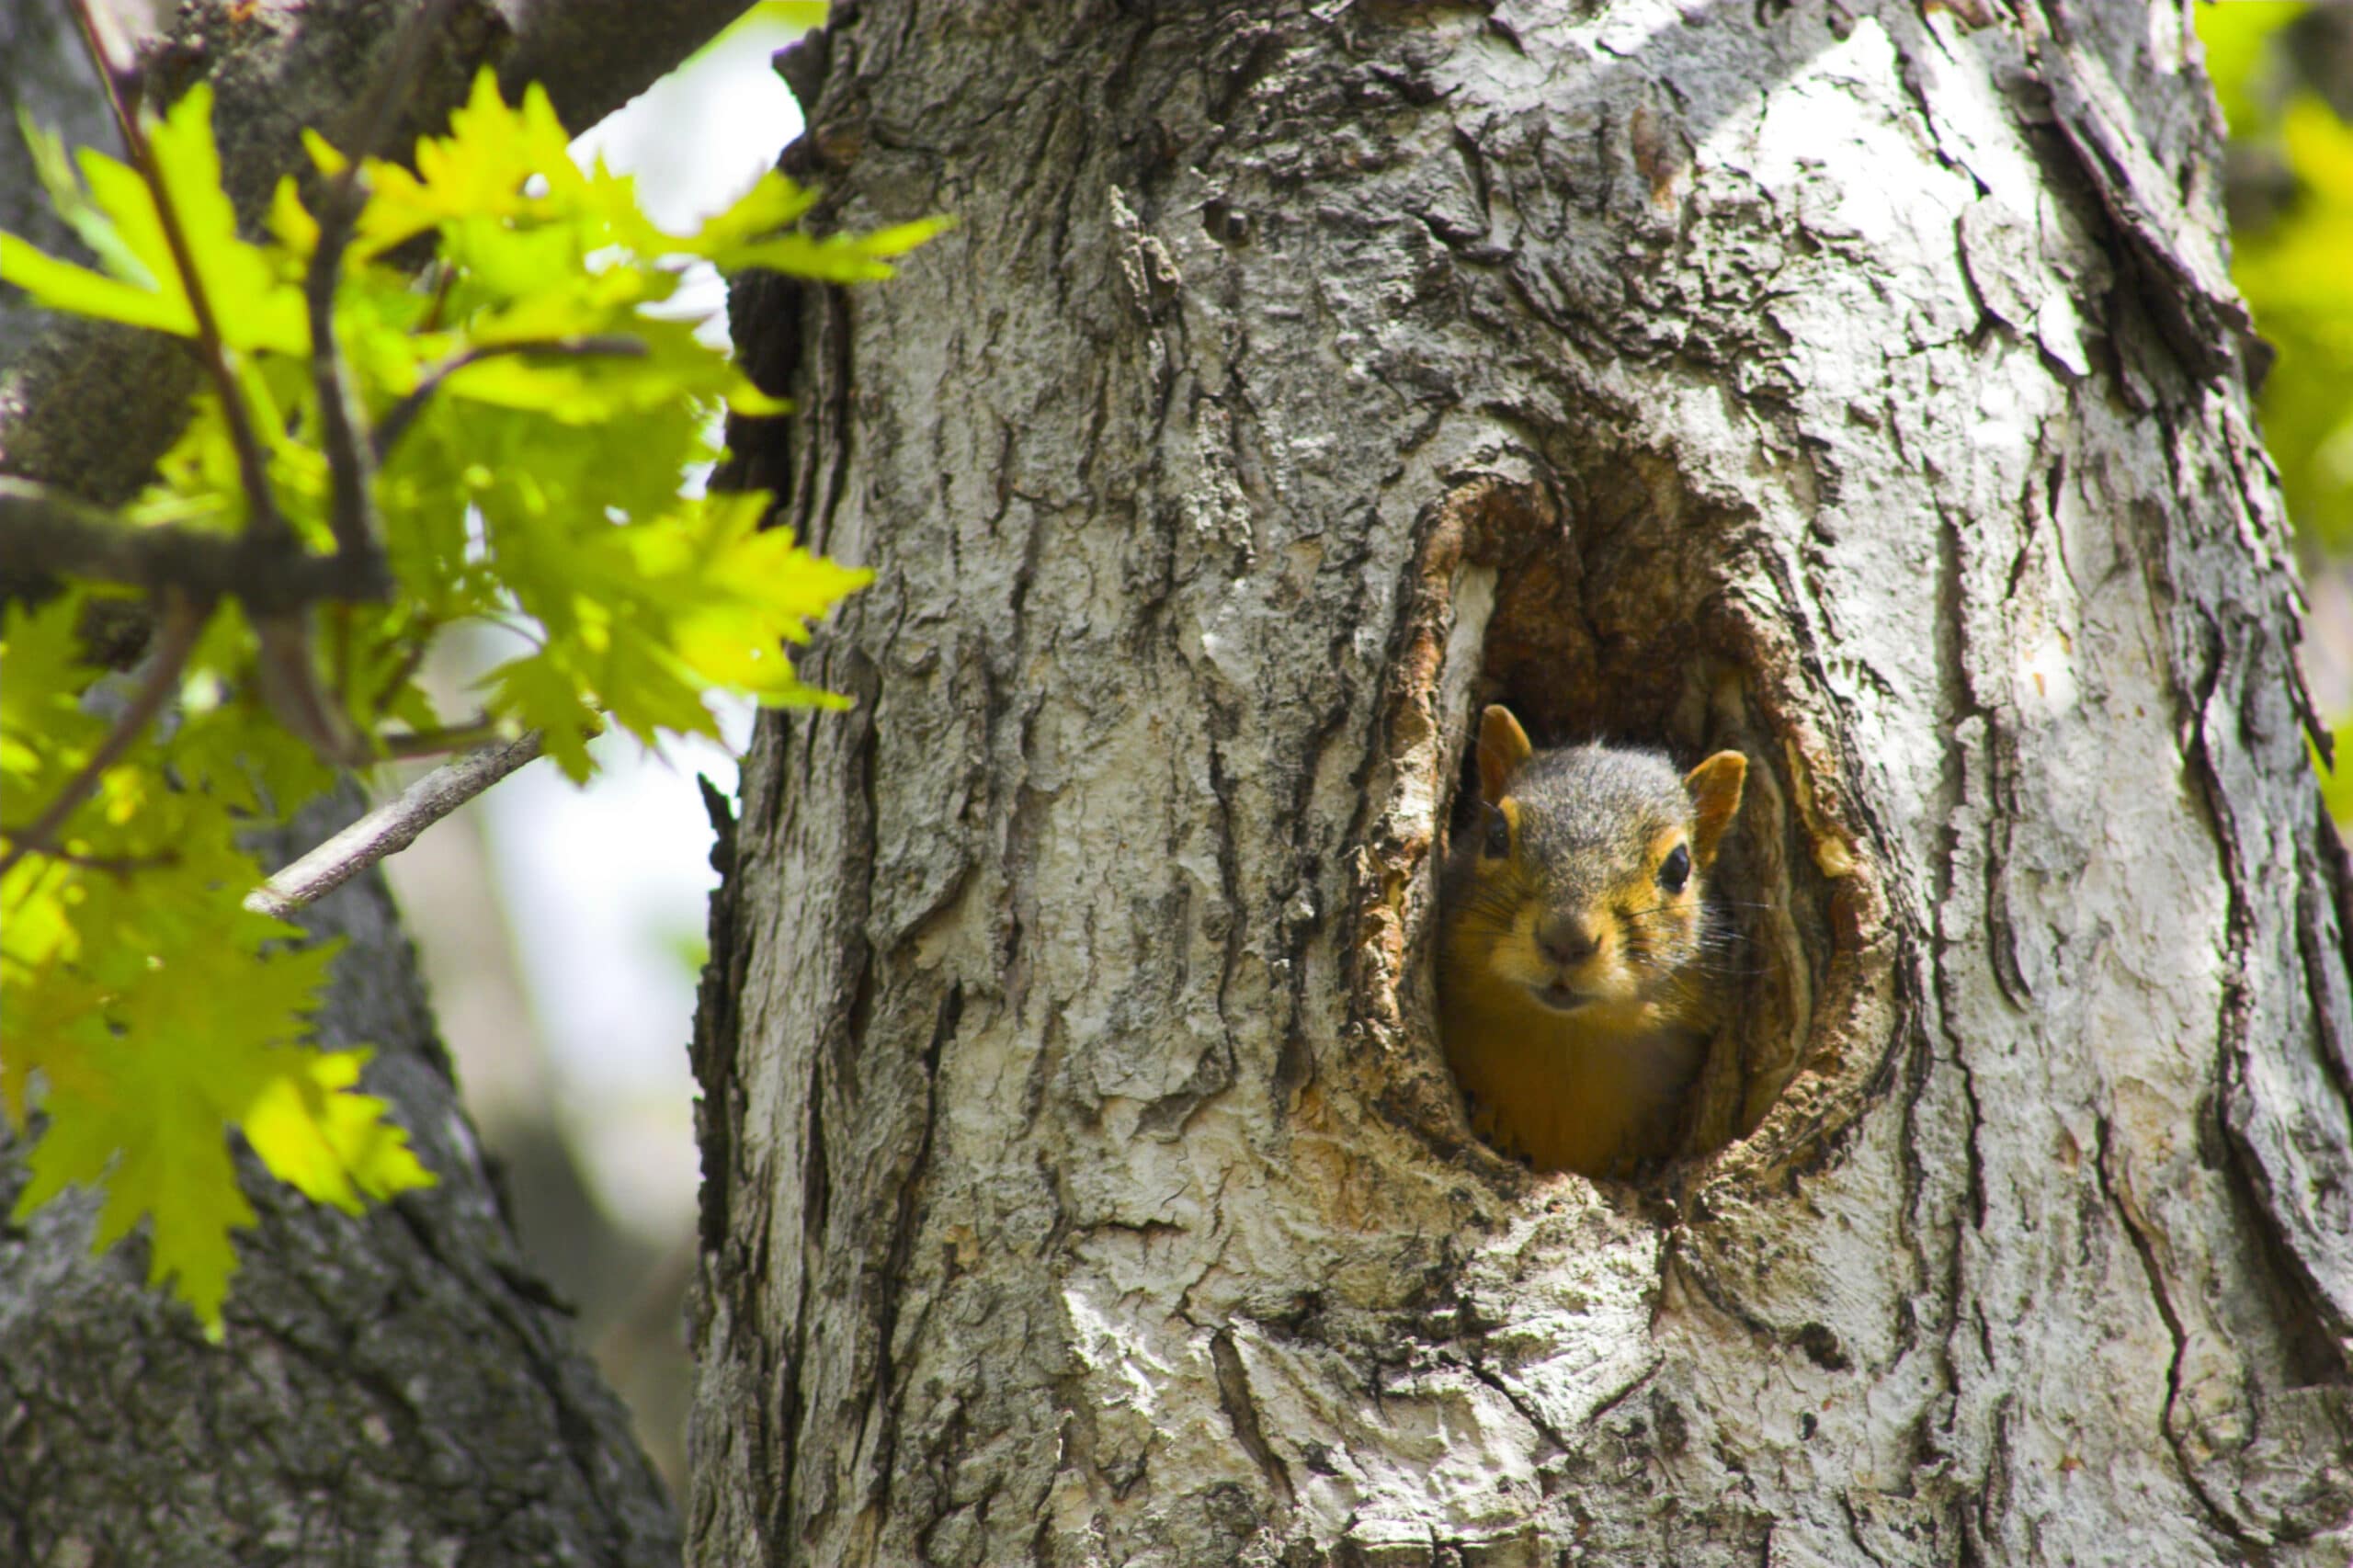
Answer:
[1500, 744, 1692, 903]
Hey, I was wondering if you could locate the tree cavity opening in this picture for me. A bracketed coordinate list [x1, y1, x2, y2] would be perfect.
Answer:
[1365, 461, 1883, 1188]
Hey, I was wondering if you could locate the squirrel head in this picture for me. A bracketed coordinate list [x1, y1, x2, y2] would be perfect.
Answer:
[1448, 704, 1747, 1021]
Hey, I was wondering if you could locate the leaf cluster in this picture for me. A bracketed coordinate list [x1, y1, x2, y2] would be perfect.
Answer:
[0, 69, 933, 1332]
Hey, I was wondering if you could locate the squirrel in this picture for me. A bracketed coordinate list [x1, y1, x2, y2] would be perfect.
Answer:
[1438, 703, 1748, 1178]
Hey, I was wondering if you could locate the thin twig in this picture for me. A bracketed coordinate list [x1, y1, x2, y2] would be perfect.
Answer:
[0, 594, 208, 876]
[68, 0, 288, 549]
[244, 730, 545, 918]
[305, 0, 461, 576]
[67, 0, 138, 148]
[372, 336, 648, 460]
[252, 610, 371, 766]
[419, 263, 458, 333]
[308, 185, 382, 571]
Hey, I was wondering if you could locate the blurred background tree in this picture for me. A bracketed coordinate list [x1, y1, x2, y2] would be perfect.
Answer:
[2197, 1, 2353, 815]
[4, 0, 830, 1504]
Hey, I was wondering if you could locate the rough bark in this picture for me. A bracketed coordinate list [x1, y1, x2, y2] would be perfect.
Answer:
[0, 796, 679, 1567]
[693, 1, 2353, 1563]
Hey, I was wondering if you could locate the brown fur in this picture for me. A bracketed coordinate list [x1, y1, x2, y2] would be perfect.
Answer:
[1438, 706, 1746, 1176]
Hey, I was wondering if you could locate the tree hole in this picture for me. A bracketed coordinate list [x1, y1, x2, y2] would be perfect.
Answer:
[1379, 460, 1876, 1186]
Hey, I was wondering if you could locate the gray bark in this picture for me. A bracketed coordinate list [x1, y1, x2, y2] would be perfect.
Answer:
[0, 2, 764, 1562]
[0, 796, 679, 1567]
[692, 1, 2353, 1564]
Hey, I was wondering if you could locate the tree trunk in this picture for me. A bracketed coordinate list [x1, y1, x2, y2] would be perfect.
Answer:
[693, 0, 2353, 1563]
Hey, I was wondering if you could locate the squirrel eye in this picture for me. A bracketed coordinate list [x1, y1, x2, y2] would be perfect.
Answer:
[1483, 803, 1510, 858]
[1658, 843, 1692, 892]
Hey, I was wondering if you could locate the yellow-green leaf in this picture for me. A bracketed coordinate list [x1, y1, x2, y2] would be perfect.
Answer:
[0, 86, 305, 352]
[244, 1048, 435, 1214]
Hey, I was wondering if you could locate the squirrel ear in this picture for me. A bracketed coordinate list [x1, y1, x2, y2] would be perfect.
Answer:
[1476, 705, 1534, 801]
[1684, 751, 1747, 866]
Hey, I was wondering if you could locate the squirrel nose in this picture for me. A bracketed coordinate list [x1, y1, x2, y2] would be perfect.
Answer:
[1537, 912, 1602, 968]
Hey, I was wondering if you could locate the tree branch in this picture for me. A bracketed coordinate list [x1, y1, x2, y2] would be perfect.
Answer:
[309, 0, 462, 579]
[244, 729, 545, 917]
[0, 479, 384, 608]
[499, 0, 761, 132]
[309, 187, 381, 574]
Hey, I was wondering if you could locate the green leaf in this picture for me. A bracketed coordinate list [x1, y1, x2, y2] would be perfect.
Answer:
[745, 1, 831, 28]
[16, 108, 156, 285]
[144, 85, 309, 354]
[668, 492, 871, 706]
[6, 864, 431, 1335]
[0, 86, 306, 353]
[480, 651, 601, 782]
[0, 592, 113, 861]
[705, 210, 951, 283]
[0, 230, 200, 335]
[244, 1047, 434, 1214]
[358, 74, 620, 256]
[20, 1078, 252, 1335]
